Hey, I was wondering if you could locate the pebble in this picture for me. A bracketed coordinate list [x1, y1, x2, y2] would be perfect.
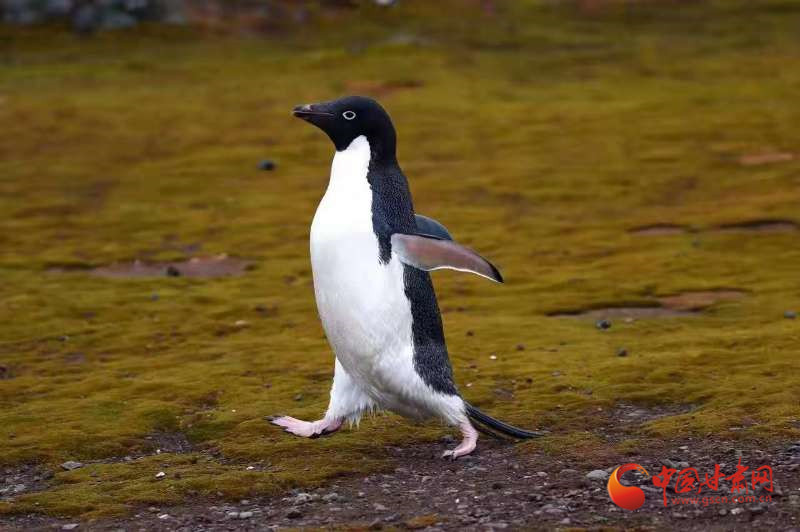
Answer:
[595, 319, 612, 330]
[258, 159, 276, 171]
[785, 310, 797, 319]
[155, 471, 166, 479]
[730, 507, 744, 515]
[289, 492, 313, 504]
[60, 461, 83, 471]
[586, 469, 609, 481]
[165, 265, 181, 277]
[286, 507, 302, 518]
[238, 511, 254, 519]
[616, 347, 628, 357]
[157, 514, 169, 520]
[373, 503, 388, 511]
[322, 492, 340, 502]
[62, 525, 79, 531]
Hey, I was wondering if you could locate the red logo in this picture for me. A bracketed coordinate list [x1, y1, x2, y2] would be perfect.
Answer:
[607, 463, 650, 511]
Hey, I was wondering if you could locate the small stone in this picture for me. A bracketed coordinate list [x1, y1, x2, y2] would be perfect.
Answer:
[491, 482, 503, 489]
[258, 160, 276, 171]
[155, 471, 166, 479]
[489, 354, 497, 360]
[290, 492, 313, 504]
[287, 507, 303, 518]
[559, 518, 571, 525]
[60, 461, 83, 471]
[62, 525, 79, 531]
[165, 265, 181, 277]
[238, 511, 253, 519]
[718, 508, 728, 516]
[373, 503, 388, 511]
[322, 492, 340, 502]
[150, 293, 159, 301]
[551, 371, 561, 377]
[157, 514, 169, 520]
[586, 469, 609, 481]
[226, 511, 239, 518]
[616, 347, 628, 357]
[595, 319, 612, 330]
[784, 310, 797, 319]
[515, 344, 525, 351]
[466, 330, 474, 337]
[293, 393, 303, 401]
[730, 507, 744, 515]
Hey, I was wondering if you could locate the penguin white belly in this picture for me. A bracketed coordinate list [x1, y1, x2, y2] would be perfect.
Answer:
[309, 136, 444, 420]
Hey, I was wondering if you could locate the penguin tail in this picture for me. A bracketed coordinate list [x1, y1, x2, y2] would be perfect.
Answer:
[464, 402, 548, 440]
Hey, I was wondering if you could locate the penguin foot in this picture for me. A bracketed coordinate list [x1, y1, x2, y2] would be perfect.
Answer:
[441, 419, 478, 459]
[267, 415, 342, 438]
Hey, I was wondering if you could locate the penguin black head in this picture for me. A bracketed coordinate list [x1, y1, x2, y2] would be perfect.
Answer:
[293, 96, 397, 159]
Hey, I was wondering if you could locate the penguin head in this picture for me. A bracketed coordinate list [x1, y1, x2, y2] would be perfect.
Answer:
[293, 96, 396, 159]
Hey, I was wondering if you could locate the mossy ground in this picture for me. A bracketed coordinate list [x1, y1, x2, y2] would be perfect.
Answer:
[1, 0, 799, 520]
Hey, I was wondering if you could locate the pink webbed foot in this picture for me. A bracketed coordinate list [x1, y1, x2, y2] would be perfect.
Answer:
[442, 419, 478, 459]
[267, 416, 342, 438]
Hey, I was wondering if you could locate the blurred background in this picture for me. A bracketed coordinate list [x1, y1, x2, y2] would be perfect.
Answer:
[1, 0, 799, 523]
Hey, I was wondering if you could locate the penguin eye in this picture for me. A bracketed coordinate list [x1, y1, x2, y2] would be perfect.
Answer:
[342, 110, 356, 121]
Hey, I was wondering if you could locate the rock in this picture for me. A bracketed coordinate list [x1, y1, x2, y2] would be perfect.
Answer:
[98, 9, 138, 30]
[157, 514, 169, 520]
[595, 319, 611, 330]
[72, 4, 99, 33]
[373, 503, 388, 511]
[322, 492, 340, 502]
[258, 160, 276, 171]
[62, 525, 79, 531]
[785, 310, 797, 319]
[238, 511, 253, 519]
[165, 265, 181, 277]
[287, 507, 302, 518]
[616, 347, 628, 357]
[60, 461, 83, 471]
[289, 492, 313, 504]
[293, 393, 303, 401]
[155, 471, 166, 479]
[718, 508, 727, 516]
[586, 469, 609, 481]
[516, 344, 525, 351]
[730, 507, 744, 515]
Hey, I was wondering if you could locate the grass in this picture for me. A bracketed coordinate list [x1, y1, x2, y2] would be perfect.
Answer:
[1, 0, 799, 519]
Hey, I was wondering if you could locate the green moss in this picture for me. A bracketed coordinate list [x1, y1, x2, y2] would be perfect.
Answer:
[1, 0, 799, 518]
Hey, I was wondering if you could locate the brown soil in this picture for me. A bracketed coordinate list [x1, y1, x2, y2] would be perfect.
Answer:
[738, 152, 795, 166]
[629, 224, 691, 236]
[713, 220, 799, 233]
[50, 256, 252, 279]
[549, 289, 746, 319]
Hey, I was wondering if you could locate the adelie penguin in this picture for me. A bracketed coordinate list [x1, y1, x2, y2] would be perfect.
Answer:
[269, 96, 543, 458]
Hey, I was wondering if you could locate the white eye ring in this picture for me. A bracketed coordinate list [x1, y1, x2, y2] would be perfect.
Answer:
[343, 110, 356, 120]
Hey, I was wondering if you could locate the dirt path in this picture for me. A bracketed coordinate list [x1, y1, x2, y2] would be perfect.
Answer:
[4, 436, 799, 531]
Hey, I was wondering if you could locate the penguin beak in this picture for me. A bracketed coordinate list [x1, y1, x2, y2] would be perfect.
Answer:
[292, 103, 334, 123]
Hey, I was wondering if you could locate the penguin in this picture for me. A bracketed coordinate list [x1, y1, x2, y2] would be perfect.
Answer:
[269, 96, 543, 458]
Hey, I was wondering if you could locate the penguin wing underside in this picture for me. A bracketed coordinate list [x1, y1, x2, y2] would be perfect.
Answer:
[391, 233, 503, 283]
[414, 214, 453, 241]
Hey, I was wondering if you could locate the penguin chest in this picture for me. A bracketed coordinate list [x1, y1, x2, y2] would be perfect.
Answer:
[309, 136, 414, 384]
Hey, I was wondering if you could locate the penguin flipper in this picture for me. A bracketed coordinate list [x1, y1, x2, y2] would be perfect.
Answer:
[414, 214, 453, 241]
[391, 233, 503, 283]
